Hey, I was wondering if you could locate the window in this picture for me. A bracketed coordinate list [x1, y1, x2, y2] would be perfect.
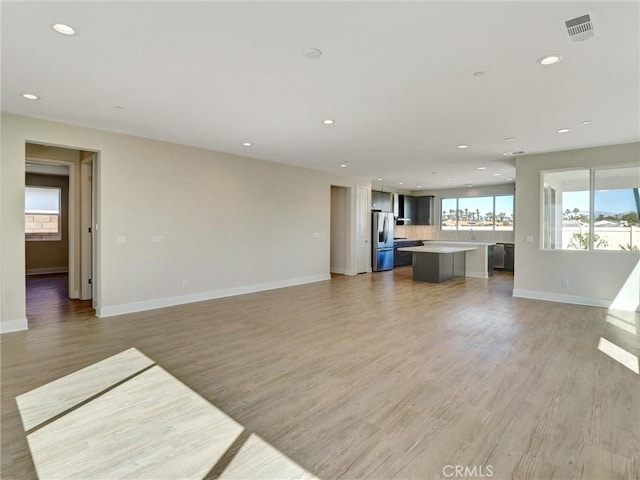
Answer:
[542, 165, 640, 251]
[441, 198, 457, 230]
[440, 195, 514, 231]
[25, 186, 62, 241]
[542, 169, 590, 250]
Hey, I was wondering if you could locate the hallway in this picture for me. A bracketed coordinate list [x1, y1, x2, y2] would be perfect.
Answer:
[26, 274, 94, 325]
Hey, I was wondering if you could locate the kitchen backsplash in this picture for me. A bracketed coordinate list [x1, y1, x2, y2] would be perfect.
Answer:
[395, 225, 436, 239]
[395, 225, 515, 243]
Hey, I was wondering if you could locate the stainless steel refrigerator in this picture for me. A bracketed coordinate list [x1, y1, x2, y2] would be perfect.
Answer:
[372, 211, 394, 271]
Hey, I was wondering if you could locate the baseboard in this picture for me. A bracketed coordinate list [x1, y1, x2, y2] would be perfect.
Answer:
[466, 270, 490, 279]
[26, 267, 68, 275]
[1, 318, 28, 334]
[512, 289, 612, 309]
[97, 274, 331, 318]
[330, 267, 346, 275]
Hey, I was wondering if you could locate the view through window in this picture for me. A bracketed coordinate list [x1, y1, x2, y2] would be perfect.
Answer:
[25, 186, 61, 240]
[542, 165, 640, 251]
[441, 195, 514, 231]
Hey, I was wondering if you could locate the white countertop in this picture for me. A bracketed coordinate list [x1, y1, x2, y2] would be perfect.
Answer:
[422, 241, 496, 247]
[398, 246, 477, 254]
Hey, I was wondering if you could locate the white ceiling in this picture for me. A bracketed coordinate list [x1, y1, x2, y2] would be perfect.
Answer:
[2, 1, 638, 191]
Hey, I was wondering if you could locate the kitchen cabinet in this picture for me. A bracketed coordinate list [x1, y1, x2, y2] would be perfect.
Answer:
[395, 195, 416, 225]
[372, 190, 393, 212]
[414, 196, 434, 225]
[493, 243, 515, 271]
[398, 245, 475, 283]
[504, 243, 514, 271]
[393, 239, 423, 267]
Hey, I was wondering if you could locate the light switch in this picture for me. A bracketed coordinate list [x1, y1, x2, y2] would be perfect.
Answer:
[525, 236, 534, 243]
[116, 236, 126, 245]
[153, 235, 165, 243]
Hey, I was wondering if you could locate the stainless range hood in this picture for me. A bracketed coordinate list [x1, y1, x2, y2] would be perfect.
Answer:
[394, 194, 412, 225]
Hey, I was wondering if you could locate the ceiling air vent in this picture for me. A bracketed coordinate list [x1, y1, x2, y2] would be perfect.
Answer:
[563, 13, 596, 42]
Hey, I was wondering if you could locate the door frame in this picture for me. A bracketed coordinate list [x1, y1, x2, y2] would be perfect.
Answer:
[26, 156, 79, 298]
[80, 155, 94, 300]
[355, 185, 371, 274]
[25, 146, 100, 315]
[330, 185, 350, 275]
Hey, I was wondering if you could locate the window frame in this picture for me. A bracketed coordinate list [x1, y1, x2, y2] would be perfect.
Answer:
[539, 163, 640, 252]
[440, 194, 514, 232]
[25, 185, 63, 242]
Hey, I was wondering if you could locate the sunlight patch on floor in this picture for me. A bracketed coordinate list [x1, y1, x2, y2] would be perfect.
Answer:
[16, 348, 318, 479]
[605, 310, 637, 335]
[597, 337, 639, 374]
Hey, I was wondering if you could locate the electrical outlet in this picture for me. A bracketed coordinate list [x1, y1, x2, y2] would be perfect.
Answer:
[562, 278, 569, 287]
[180, 278, 188, 286]
[525, 236, 534, 243]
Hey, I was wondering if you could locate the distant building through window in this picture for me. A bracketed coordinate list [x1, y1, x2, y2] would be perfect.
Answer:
[542, 165, 640, 251]
[25, 186, 62, 241]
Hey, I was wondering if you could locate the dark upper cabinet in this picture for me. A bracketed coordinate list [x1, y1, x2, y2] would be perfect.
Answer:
[372, 190, 393, 212]
[414, 196, 434, 225]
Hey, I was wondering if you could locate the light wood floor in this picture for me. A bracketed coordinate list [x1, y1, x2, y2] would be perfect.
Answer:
[2, 269, 639, 479]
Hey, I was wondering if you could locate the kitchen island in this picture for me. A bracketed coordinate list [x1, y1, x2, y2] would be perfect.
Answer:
[421, 241, 496, 278]
[397, 245, 476, 283]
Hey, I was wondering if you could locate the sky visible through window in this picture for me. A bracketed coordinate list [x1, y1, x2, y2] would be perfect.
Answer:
[441, 195, 513, 230]
[563, 189, 637, 214]
[25, 186, 60, 214]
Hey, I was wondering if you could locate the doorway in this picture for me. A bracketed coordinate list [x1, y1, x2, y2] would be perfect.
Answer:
[330, 186, 349, 275]
[24, 143, 97, 323]
[330, 185, 370, 276]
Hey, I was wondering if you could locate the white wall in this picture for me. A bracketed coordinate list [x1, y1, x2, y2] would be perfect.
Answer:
[1, 114, 370, 331]
[513, 143, 640, 310]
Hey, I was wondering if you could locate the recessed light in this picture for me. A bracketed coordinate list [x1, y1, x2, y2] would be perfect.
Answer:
[451, 177, 456, 181]
[303, 48, 322, 59]
[503, 151, 525, 156]
[457, 144, 469, 149]
[465, 184, 473, 188]
[492, 173, 502, 176]
[506, 178, 513, 181]
[53, 23, 76, 35]
[322, 119, 334, 125]
[377, 178, 383, 181]
[398, 182, 404, 185]
[22, 93, 40, 100]
[537, 54, 562, 65]
[557, 128, 571, 133]
[242, 142, 252, 147]
[416, 185, 422, 189]
[339, 163, 348, 168]
[504, 137, 515, 142]
[582, 120, 591, 125]
[477, 167, 487, 170]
